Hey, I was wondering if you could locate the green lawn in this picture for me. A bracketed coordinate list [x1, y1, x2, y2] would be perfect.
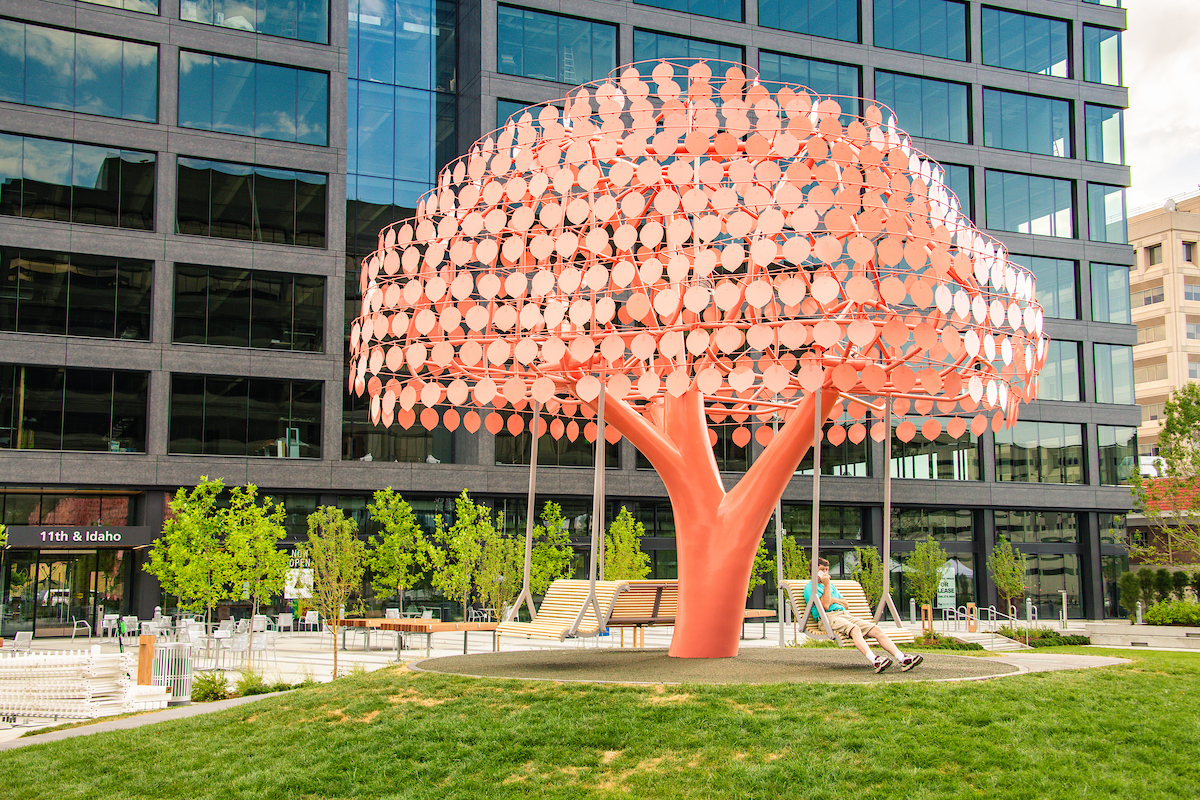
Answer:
[2, 647, 1197, 800]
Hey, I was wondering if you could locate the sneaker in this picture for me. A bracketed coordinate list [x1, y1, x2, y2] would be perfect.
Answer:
[873, 656, 892, 674]
[900, 654, 924, 672]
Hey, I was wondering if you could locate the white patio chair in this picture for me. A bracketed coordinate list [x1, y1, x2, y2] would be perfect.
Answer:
[385, 608, 400, 619]
[275, 612, 294, 633]
[302, 610, 319, 632]
[251, 614, 268, 633]
[220, 633, 250, 669]
[71, 616, 92, 639]
[99, 614, 120, 641]
[11, 631, 32, 652]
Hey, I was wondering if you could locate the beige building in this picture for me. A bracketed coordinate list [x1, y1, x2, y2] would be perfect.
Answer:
[1129, 194, 1200, 458]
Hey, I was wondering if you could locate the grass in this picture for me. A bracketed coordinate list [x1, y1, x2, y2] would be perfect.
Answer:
[0, 647, 1197, 799]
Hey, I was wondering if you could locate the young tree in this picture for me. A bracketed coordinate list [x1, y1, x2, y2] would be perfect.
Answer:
[144, 477, 232, 632]
[850, 546, 884, 608]
[477, 522, 522, 620]
[351, 62, 1048, 658]
[747, 538, 773, 598]
[988, 536, 1026, 614]
[224, 484, 289, 662]
[529, 501, 573, 595]
[1129, 383, 1200, 564]
[1172, 570, 1190, 601]
[303, 506, 366, 678]
[604, 506, 651, 581]
[1137, 567, 1156, 609]
[780, 536, 810, 582]
[1117, 571, 1141, 621]
[428, 491, 488, 618]
[1154, 568, 1173, 603]
[366, 488, 429, 611]
[907, 537, 948, 612]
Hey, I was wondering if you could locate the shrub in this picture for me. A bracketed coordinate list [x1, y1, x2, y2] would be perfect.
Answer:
[1155, 568, 1173, 603]
[235, 669, 269, 697]
[192, 671, 230, 702]
[1144, 600, 1200, 626]
[1118, 571, 1141, 620]
[1173, 570, 1190, 601]
[1138, 568, 1156, 608]
[1027, 633, 1091, 647]
[1192, 571, 1200, 600]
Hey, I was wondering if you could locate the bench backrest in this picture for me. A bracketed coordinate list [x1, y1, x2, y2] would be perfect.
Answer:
[781, 578, 873, 624]
[609, 580, 679, 621]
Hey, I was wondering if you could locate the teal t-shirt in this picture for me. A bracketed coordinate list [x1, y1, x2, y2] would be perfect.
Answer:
[802, 581, 845, 622]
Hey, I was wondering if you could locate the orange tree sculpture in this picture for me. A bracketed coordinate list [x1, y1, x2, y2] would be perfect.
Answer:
[349, 60, 1048, 658]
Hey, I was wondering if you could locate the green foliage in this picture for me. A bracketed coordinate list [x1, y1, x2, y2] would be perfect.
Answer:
[144, 477, 232, 626]
[1118, 571, 1141, 620]
[1154, 568, 1173, 603]
[911, 634, 986, 651]
[1144, 600, 1200, 626]
[1138, 567, 1157, 609]
[849, 546, 883, 607]
[996, 627, 1091, 647]
[0, 523, 6, 548]
[366, 488, 429, 604]
[191, 671, 230, 702]
[988, 536, 1026, 611]
[1128, 383, 1200, 564]
[476, 513, 521, 620]
[428, 491, 489, 615]
[304, 506, 366, 679]
[235, 669, 269, 697]
[1194, 570, 1200, 599]
[529, 502, 573, 596]
[1172, 570, 1190, 601]
[907, 536, 948, 609]
[604, 506, 650, 580]
[224, 484, 289, 662]
[747, 538, 772, 598]
[780, 536, 810, 581]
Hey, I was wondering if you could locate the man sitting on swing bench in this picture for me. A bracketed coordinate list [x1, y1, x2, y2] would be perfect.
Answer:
[804, 558, 923, 674]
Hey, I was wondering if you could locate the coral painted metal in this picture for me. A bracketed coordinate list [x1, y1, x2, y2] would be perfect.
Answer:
[350, 60, 1049, 658]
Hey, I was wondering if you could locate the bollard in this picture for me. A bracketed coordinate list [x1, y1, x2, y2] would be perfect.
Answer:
[1026, 597, 1033, 624]
[1136, 600, 1143, 625]
[910, 598, 917, 626]
[920, 604, 933, 636]
[137, 634, 155, 685]
[1059, 589, 1069, 630]
[966, 602, 977, 633]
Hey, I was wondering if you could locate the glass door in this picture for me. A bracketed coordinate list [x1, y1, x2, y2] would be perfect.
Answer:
[1, 551, 38, 638]
[34, 551, 96, 637]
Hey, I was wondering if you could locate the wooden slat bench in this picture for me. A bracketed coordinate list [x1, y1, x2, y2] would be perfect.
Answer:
[495, 579, 627, 642]
[780, 579, 916, 645]
[606, 580, 776, 646]
[336, 618, 499, 658]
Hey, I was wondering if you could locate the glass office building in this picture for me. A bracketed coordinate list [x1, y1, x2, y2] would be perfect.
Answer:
[0, 0, 1132, 633]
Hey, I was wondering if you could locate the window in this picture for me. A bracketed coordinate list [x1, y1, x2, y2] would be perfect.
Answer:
[892, 508, 972, 541]
[995, 511, 1079, 544]
[775, 505, 863, 541]
[981, 8, 1069, 78]
[1083, 0, 1121, 6]
[874, 72, 969, 143]
[0, 247, 151, 340]
[1137, 323, 1166, 345]
[874, 0, 966, 61]
[1141, 401, 1166, 424]
[1130, 281, 1163, 308]
[1084, 25, 1122, 85]
[634, 0, 742, 23]
[995, 421, 1084, 484]
[350, 0, 456, 92]
[0, 364, 147, 452]
[1088, 184, 1127, 244]
[758, 53, 859, 98]
[1145, 244, 1163, 266]
[759, 0, 858, 43]
[81, 0, 158, 12]
[169, 374, 322, 457]
[633, 30, 743, 64]
[176, 157, 326, 247]
[0, 19, 157, 122]
[0, 133, 155, 230]
[1191, 360, 1200, 381]
[1185, 243, 1196, 264]
[506, 417, 620, 467]
[497, 6, 616, 84]
[1040, 340, 1081, 401]
[342, 390, 455, 463]
[181, 0, 328, 44]
[173, 264, 324, 351]
[1091, 263, 1130, 323]
[1094, 344, 1135, 404]
[1135, 358, 1168, 385]
[1098, 426, 1137, 486]
[349, 83, 457, 205]
[983, 89, 1070, 157]
[890, 419, 979, 480]
[985, 171, 1073, 238]
[1185, 282, 1200, 302]
[942, 164, 972, 219]
[797, 424, 869, 477]
[1085, 105, 1124, 165]
[1012, 256, 1076, 319]
[179, 52, 328, 145]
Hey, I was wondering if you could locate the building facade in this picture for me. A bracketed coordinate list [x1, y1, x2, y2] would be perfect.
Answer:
[1, 0, 1134, 636]
[1128, 194, 1200, 460]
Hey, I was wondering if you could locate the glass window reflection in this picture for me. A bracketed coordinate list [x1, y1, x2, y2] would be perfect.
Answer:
[758, 52, 859, 97]
[635, 0, 741, 23]
[1088, 183, 1127, 244]
[1098, 427, 1137, 486]
[1011, 255, 1077, 319]
[496, 6, 616, 84]
[1040, 341, 1081, 402]
[758, 0, 858, 42]
[984, 171, 1074, 238]
[874, 72, 969, 143]
[1085, 105, 1124, 165]
[1084, 26, 1122, 85]
[1090, 263, 1131, 324]
[981, 8, 1069, 78]
[874, 0, 966, 61]
[983, 89, 1071, 158]
[169, 373, 323, 457]
[633, 30, 742, 64]
[0, 364, 147, 452]
[1094, 344, 1134, 405]
[180, 0, 329, 45]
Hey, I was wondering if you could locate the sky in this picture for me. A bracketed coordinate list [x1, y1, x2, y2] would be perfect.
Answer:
[1124, 1, 1200, 214]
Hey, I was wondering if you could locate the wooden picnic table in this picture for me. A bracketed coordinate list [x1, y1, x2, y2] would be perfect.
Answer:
[334, 619, 498, 658]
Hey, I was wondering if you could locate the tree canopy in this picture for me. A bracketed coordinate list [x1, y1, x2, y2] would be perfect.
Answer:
[366, 488, 430, 606]
[1129, 383, 1200, 565]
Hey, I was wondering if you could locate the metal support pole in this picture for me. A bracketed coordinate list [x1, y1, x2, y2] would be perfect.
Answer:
[774, 411, 786, 648]
[799, 387, 835, 638]
[574, 387, 607, 635]
[874, 401, 905, 628]
[504, 400, 541, 623]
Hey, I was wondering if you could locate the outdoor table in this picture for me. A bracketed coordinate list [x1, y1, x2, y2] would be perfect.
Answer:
[336, 619, 498, 658]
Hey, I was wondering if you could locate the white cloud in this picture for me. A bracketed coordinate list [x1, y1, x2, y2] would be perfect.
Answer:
[1126, 1, 1200, 211]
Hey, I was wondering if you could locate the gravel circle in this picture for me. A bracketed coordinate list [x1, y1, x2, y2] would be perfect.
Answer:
[411, 647, 1023, 685]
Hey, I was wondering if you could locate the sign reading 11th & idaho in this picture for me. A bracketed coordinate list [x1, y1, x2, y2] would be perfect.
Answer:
[6, 526, 155, 549]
